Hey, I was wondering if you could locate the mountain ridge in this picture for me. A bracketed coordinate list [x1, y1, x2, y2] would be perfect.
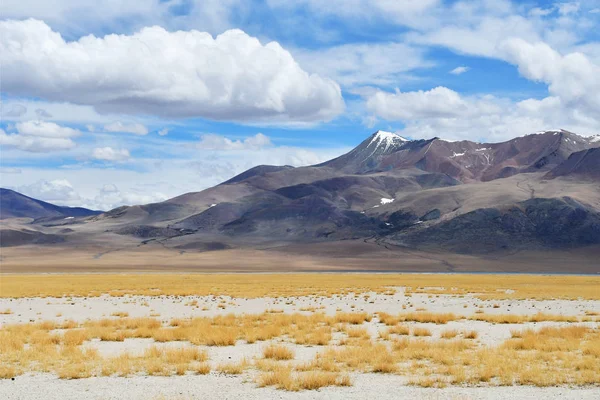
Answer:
[2, 130, 600, 256]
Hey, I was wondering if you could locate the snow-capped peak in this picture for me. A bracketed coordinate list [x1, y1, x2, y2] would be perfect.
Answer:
[589, 135, 600, 143]
[373, 130, 408, 142]
[367, 130, 408, 152]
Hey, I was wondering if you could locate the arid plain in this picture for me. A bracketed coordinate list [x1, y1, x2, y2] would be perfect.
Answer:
[1, 270, 599, 400]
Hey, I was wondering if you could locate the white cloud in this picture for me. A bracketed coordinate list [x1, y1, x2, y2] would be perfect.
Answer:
[1, 19, 344, 124]
[0, 0, 245, 38]
[93, 184, 168, 211]
[293, 42, 430, 88]
[267, 0, 440, 30]
[367, 87, 501, 120]
[499, 38, 600, 116]
[366, 86, 599, 142]
[0, 99, 160, 127]
[197, 133, 273, 150]
[0, 121, 81, 152]
[449, 66, 470, 75]
[35, 108, 52, 119]
[11, 178, 168, 210]
[157, 128, 170, 136]
[2, 104, 27, 117]
[104, 122, 149, 136]
[92, 147, 131, 162]
[16, 179, 81, 204]
[557, 2, 580, 15]
[408, 14, 540, 59]
[0, 167, 22, 174]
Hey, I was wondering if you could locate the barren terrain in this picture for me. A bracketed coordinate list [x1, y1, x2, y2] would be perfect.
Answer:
[0, 273, 598, 399]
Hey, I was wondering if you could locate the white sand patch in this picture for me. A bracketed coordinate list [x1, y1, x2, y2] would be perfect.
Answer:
[1, 373, 599, 400]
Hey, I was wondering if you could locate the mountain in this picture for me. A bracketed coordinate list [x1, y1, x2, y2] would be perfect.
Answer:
[321, 129, 593, 182]
[3, 130, 600, 259]
[545, 147, 600, 180]
[0, 188, 101, 220]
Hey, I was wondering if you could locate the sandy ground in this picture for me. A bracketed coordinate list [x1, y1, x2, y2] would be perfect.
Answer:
[1, 290, 599, 399]
[2, 373, 600, 400]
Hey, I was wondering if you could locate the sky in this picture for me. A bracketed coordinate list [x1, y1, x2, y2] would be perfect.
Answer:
[1, 0, 599, 210]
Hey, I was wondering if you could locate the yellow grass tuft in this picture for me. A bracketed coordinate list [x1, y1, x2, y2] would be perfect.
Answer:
[440, 329, 459, 339]
[110, 311, 129, 318]
[412, 327, 432, 337]
[217, 358, 249, 375]
[334, 312, 372, 325]
[263, 344, 295, 360]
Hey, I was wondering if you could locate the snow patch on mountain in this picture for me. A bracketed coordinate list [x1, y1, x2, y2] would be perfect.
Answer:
[368, 131, 408, 152]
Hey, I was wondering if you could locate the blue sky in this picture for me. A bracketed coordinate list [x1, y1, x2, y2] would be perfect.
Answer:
[1, 0, 599, 209]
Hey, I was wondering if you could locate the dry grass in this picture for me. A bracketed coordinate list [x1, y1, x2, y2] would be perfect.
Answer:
[110, 311, 129, 318]
[399, 312, 459, 324]
[470, 312, 580, 324]
[263, 344, 295, 360]
[257, 365, 296, 390]
[412, 327, 432, 337]
[440, 329, 459, 339]
[3, 273, 598, 300]
[216, 358, 249, 375]
[257, 367, 352, 391]
[1, 311, 599, 388]
[387, 324, 410, 336]
[334, 312, 372, 325]
[344, 326, 370, 339]
[463, 330, 478, 339]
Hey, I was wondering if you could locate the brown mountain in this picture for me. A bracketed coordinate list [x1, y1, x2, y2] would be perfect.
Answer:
[3, 130, 600, 257]
[545, 147, 600, 180]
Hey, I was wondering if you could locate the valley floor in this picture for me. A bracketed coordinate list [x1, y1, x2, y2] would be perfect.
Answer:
[0, 274, 599, 399]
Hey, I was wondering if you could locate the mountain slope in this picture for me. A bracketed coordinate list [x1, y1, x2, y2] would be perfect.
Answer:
[545, 147, 600, 180]
[7, 130, 600, 258]
[0, 188, 100, 220]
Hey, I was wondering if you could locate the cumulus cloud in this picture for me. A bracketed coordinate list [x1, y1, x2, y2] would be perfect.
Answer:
[449, 66, 470, 75]
[197, 133, 273, 150]
[0, 19, 344, 124]
[157, 128, 170, 136]
[366, 86, 599, 142]
[366, 87, 501, 121]
[499, 38, 600, 116]
[104, 122, 149, 135]
[92, 147, 131, 162]
[16, 179, 82, 204]
[294, 42, 430, 88]
[93, 184, 168, 211]
[0, 121, 81, 152]
[13, 178, 168, 210]
[0, 0, 245, 38]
